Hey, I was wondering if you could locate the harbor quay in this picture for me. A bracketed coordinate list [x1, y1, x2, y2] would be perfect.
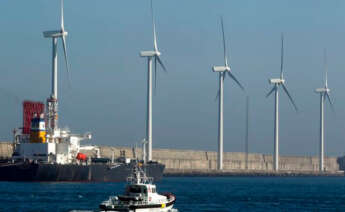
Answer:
[1, 142, 344, 176]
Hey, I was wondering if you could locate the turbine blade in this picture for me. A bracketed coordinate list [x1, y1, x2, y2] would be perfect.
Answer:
[61, 0, 64, 30]
[151, 0, 158, 52]
[215, 89, 220, 102]
[325, 92, 335, 112]
[266, 86, 276, 98]
[281, 84, 298, 112]
[61, 36, 71, 86]
[324, 48, 328, 88]
[227, 71, 244, 91]
[154, 57, 157, 95]
[156, 56, 167, 72]
[220, 16, 228, 67]
[280, 33, 284, 79]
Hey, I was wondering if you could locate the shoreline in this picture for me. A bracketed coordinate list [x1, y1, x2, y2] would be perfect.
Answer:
[163, 169, 345, 177]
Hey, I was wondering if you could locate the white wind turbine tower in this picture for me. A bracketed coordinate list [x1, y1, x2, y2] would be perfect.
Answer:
[140, 0, 167, 162]
[212, 17, 245, 170]
[43, 0, 70, 139]
[315, 49, 334, 172]
[245, 96, 249, 170]
[266, 34, 298, 171]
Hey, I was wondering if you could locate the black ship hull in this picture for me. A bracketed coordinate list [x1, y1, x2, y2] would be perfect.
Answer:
[0, 162, 164, 182]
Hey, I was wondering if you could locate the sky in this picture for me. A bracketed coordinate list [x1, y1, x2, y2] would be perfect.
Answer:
[0, 0, 345, 157]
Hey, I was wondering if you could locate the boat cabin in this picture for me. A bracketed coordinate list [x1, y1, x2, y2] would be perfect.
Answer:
[125, 184, 157, 196]
[118, 183, 162, 203]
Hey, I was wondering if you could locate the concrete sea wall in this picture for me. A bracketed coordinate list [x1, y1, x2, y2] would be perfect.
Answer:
[98, 146, 340, 172]
[0, 142, 13, 159]
[0, 142, 341, 172]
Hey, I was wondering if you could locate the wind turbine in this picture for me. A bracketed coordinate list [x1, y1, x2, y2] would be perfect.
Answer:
[43, 0, 70, 136]
[212, 17, 245, 170]
[315, 49, 334, 172]
[266, 34, 298, 171]
[140, 0, 167, 162]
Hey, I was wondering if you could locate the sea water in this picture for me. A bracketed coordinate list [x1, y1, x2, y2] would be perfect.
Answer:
[0, 177, 345, 211]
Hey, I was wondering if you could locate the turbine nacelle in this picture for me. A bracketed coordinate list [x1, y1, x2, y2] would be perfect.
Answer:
[140, 50, 161, 57]
[315, 88, 330, 93]
[269, 78, 285, 84]
[212, 66, 230, 72]
[43, 30, 68, 38]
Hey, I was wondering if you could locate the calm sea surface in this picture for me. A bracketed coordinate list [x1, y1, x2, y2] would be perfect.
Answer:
[0, 177, 345, 211]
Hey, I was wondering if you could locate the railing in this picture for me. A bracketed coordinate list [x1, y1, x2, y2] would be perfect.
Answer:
[127, 176, 153, 184]
[112, 196, 148, 206]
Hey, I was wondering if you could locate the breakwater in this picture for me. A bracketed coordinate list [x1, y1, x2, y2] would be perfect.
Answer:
[0, 142, 13, 159]
[98, 146, 342, 175]
[1, 142, 344, 175]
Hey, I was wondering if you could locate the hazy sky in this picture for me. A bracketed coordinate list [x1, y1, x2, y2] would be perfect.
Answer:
[1, 0, 345, 157]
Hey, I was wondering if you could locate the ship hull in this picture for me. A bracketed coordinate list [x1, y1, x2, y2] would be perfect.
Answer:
[0, 162, 164, 182]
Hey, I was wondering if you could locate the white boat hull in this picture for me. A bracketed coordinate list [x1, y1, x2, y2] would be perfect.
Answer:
[100, 205, 174, 212]
[99, 194, 176, 212]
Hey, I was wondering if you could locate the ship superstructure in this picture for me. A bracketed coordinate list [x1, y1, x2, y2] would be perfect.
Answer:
[13, 102, 92, 165]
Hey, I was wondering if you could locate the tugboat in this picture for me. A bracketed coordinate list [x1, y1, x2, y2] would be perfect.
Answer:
[99, 163, 176, 212]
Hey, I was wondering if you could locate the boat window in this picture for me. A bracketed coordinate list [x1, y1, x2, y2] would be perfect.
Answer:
[128, 185, 144, 193]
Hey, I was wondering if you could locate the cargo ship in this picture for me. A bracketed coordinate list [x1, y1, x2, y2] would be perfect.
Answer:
[0, 0, 164, 182]
[0, 101, 164, 182]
